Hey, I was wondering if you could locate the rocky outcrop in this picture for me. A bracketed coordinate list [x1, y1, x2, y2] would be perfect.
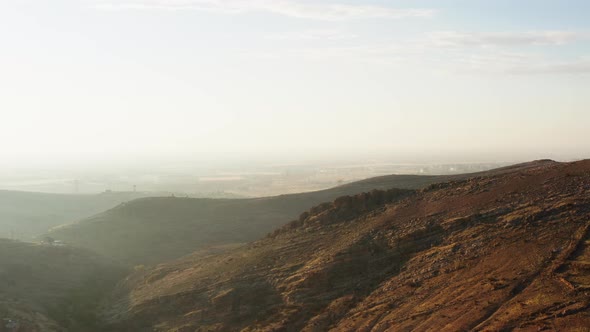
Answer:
[271, 188, 413, 237]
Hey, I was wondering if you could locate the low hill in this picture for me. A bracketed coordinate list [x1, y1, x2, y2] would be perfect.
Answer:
[46, 162, 553, 266]
[0, 190, 147, 240]
[103, 160, 590, 331]
[0, 239, 126, 331]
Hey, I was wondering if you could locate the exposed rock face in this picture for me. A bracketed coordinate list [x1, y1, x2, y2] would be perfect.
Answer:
[104, 160, 590, 331]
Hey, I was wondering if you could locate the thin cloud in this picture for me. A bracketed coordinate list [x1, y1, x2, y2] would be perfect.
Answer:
[428, 30, 589, 47]
[243, 42, 590, 75]
[508, 59, 590, 75]
[441, 50, 590, 75]
[91, 0, 435, 20]
[266, 29, 358, 41]
[241, 44, 408, 66]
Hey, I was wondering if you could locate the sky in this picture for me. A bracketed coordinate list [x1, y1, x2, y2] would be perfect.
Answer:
[1, 0, 589, 169]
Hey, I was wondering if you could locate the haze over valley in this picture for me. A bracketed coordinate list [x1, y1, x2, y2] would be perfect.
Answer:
[1, 0, 589, 331]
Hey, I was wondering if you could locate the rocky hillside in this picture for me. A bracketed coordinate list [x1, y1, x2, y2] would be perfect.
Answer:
[102, 160, 590, 331]
[46, 164, 551, 266]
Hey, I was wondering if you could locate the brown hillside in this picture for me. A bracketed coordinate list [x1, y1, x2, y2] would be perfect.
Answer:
[47, 162, 552, 266]
[103, 159, 590, 331]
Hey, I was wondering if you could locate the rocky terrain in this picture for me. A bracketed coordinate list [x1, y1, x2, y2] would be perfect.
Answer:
[102, 160, 590, 331]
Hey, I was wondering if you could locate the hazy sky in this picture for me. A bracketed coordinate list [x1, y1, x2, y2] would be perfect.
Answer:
[1, 0, 589, 168]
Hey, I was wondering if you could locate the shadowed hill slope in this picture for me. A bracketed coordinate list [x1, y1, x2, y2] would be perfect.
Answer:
[0, 190, 147, 240]
[46, 162, 554, 266]
[103, 159, 589, 331]
[0, 239, 126, 332]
